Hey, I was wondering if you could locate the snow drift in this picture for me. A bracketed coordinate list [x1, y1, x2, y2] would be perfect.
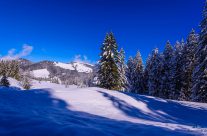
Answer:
[0, 80, 207, 136]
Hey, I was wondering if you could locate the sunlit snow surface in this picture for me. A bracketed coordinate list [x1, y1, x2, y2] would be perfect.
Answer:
[54, 62, 93, 73]
[0, 79, 207, 136]
[32, 68, 50, 78]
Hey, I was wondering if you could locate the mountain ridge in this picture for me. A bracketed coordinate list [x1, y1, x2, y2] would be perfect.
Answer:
[18, 58, 97, 86]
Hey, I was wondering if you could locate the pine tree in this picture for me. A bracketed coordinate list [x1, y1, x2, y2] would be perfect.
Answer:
[118, 48, 127, 91]
[19, 71, 32, 90]
[9, 60, 20, 80]
[159, 41, 174, 99]
[179, 29, 199, 101]
[192, 2, 207, 102]
[133, 51, 145, 94]
[0, 74, 10, 87]
[21, 77, 32, 90]
[98, 32, 122, 90]
[0, 61, 3, 76]
[126, 51, 144, 94]
[169, 41, 184, 100]
[126, 57, 136, 92]
[0, 61, 7, 76]
[148, 48, 162, 97]
[143, 55, 152, 94]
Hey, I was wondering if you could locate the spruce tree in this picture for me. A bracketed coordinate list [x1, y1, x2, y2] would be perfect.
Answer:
[0, 61, 3, 76]
[98, 32, 121, 90]
[9, 60, 20, 80]
[0, 74, 10, 87]
[148, 48, 162, 97]
[192, 2, 207, 102]
[20, 71, 32, 90]
[133, 51, 145, 94]
[179, 29, 199, 101]
[169, 41, 184, 100]
[126, 57, 136, 92]
[118, 48, 127, 91]
[21, 76, 32, 90]
[143, 55, 152, 94]
[159, 41, 174, 99]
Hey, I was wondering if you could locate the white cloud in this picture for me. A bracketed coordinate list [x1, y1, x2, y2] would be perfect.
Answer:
[1, 44, 33, 60]
[73, 54, 92, 64]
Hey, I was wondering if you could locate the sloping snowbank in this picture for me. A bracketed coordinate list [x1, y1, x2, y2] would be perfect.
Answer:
[0, 80, 207, 136]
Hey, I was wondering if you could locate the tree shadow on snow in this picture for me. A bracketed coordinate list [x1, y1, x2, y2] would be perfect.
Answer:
[97, 90, 207, 128]
[0, 88, 202, 136]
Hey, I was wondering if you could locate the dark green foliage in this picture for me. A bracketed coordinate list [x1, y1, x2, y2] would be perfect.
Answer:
[0, 60, 20, 80]
[191, 1, 207, 102]
[179, 30, 198, 101]
[98, 32, 122, 90]
[159, 41, 174, 99]
[126, 51, 144, 94]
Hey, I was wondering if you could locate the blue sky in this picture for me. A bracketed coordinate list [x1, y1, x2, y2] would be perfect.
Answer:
[0, 0, 204, 63]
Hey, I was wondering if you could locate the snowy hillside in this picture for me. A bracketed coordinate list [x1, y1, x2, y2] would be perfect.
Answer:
[32, 68, 50, 78]
[0, 79, 207, 136]
[54, 61, 93, 73]
[19, 59, 96, 86]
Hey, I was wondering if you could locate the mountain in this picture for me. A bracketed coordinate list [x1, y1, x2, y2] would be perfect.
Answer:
[18, 59, 97, 86]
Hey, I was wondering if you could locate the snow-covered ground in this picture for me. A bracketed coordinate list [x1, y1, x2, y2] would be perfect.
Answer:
[32, 69, 50, 78]
[0, 79, 207, 136]
[54, 62, 93, 73]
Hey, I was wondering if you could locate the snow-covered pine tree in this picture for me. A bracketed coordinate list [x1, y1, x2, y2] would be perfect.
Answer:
[159, 41, 174, 99]
[133, 51, 145, 94]
[98, 32, 122, 90]
[192, 2, 207, 102]
[179, 29, 199, 101]
[9, 60, 20, 80]
[126, 56, 136, 92]
[143, 55, 152, 94]
[169, 41, 184, 100]
[19, 71, 32, 90]
[14, 61, 20, 80]
[0, 61, 3, 76]
[118, 48, 127, 91]
[0, 61, 7, 76]
[0, 74, 10, 87]
[148, 48, 163, 97]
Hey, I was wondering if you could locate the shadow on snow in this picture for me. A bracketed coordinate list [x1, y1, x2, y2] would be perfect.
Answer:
[97, 90, 207, 128]
[0, 88, 205, 136]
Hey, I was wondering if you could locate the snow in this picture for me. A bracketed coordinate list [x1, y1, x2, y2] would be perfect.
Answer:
[0, 79, 207, 135]
[54, 62, 75, 71]
[54, 62, 93, 73]
[73, 62, 93, 73]
[32, 69, 50, 78]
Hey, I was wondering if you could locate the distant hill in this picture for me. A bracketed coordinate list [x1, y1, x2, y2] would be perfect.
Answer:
[18, 58, 98, 86]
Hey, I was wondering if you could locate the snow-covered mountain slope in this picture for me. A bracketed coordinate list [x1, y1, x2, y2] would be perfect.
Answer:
[20, 59, 94, 74]
[0, 80, 207, 136]
[54, 61, 93, 73]
[19, 59, 96, 86]
[32, 68, 50, 78]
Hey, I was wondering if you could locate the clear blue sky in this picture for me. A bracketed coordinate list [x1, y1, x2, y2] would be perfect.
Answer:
[0, 0, 204, 63]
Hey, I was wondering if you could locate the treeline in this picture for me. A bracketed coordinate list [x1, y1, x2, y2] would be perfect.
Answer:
[98, 2, 207, 103]
[0, 60, 20, 80]
[0, 60, 31, 89]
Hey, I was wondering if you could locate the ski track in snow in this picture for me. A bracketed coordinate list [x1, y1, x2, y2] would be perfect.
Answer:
[0, 79, 207, 136]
